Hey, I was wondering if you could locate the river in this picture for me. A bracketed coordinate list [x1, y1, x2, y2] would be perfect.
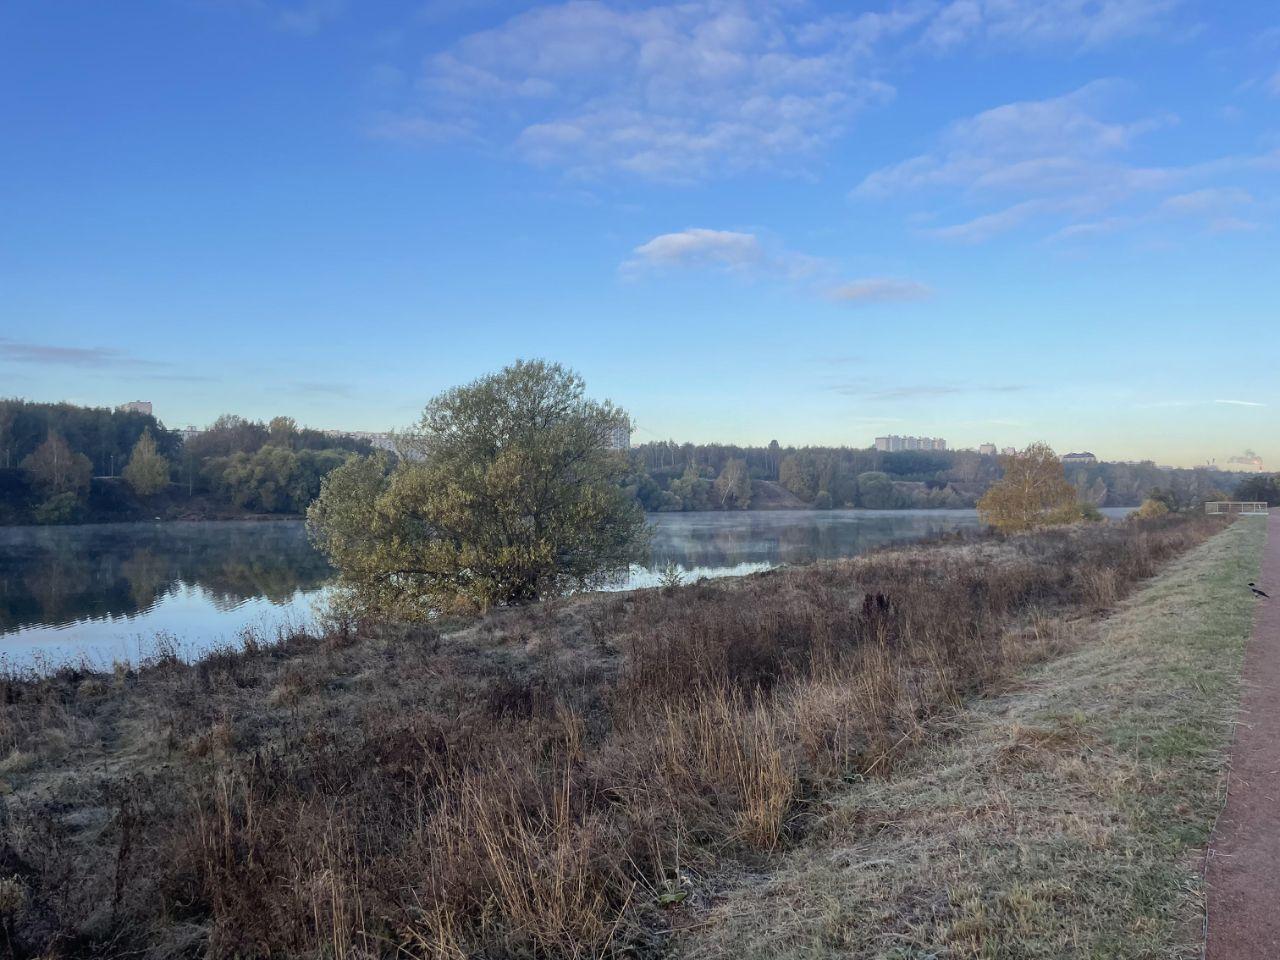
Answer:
[0, 509, 1132, 667]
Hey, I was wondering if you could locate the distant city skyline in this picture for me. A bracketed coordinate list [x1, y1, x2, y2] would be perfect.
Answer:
[2, 2, 1276, 470]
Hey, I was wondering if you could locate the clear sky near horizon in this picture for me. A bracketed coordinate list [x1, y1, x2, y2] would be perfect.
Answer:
[1, 1, 1276, 467]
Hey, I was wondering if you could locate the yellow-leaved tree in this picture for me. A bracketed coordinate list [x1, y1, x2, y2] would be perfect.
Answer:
[977, 443, 1082, 533]
[122, 429, 171, 496]
[1135, 497, 1170, 520]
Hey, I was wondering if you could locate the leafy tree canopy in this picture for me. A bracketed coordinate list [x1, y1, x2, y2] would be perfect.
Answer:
[1234, 473, 1280, 507]
[122, 429, 170, 496]
[22, 432, 92, 498]
[308, 360, 649, 617]
[977, 443, 1081, 533]
[713, 457, 752, 509]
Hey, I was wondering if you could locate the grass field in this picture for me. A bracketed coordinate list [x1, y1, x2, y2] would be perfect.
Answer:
[679, 517, 1267, 959]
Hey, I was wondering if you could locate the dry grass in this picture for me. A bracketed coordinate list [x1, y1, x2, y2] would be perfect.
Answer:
[0, 514, 1230, 959]
[678, 516, 1266, 960]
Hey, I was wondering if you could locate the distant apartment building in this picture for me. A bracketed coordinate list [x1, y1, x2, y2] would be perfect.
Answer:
[875, 435, 946, 453]
[1001, 446, 1018, 456]
[978, 443, 998, 456]
[118, 400, 152, 416]
[1061, 451, 1098, 465]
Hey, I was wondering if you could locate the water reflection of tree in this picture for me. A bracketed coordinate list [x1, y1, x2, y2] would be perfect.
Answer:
[0, 522, 332, 632]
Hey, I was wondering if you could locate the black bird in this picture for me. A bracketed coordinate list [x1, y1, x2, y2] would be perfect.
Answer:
[1249, 582, 1271, 599]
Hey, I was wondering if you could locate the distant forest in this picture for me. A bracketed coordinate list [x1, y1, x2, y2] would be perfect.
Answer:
[0, 398, 1272, 525]
[0, 399, 374, 525]
[621, 440, 1259, 513]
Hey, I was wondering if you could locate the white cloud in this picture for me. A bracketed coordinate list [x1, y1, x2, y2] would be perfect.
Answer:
[628, 228, 763, 271]
[1215, 399, 1266, 407]
[626, 227, 929, 307]
[826, 278, 933, 304]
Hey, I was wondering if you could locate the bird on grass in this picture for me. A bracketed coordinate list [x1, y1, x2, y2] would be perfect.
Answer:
[1249, 582, 1270, 599]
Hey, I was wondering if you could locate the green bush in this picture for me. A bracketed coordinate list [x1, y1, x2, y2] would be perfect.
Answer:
[33, 491, 86, 525]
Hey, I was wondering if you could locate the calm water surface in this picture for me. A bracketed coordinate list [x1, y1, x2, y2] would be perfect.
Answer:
[0, 509, 1130, 667]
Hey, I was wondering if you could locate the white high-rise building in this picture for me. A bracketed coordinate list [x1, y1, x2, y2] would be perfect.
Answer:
[875, 435, 947, 453]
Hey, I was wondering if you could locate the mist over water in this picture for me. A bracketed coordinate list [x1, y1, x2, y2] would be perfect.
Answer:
[1, 509, 1133, 667]
[617, 509, 984, 589]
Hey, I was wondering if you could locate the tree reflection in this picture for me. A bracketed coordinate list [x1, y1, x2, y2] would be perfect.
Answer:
[0, 522, 332, 632]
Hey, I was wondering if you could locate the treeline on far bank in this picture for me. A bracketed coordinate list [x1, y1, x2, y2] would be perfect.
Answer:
[1, 398, 1273, 526]
[624, 440, 1262, 512]
[0, 399, 374, 525]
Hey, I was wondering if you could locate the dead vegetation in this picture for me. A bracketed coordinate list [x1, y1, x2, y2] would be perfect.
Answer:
[0, 515, 1226, 959]
[678, 516, 1266, 960]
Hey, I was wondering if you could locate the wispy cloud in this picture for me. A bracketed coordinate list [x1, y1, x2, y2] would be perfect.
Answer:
[0, 338, 166, 370]
[927, 199, 1066, 242]
[920, 0, 1183, 52]
[223, 0, 345, 35]
[1050, 186, 1260, 241]
[1139, 398, 1266, 409]
[291, 381, 355, 397]
[856, 79, 1272, 244]
[828, 379, 1027, 401]
[374, 0, 1184, 181]
[367, 114, 476, 143]
[826, 278, 932, 305]
[853, 81, 1169, 203]
[135, 373, 218, 383]
[625, 228, 929, 307]
[386, 2, 908, 181]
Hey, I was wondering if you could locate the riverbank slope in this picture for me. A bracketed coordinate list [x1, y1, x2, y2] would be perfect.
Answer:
[678, 513, 1267, 958]
[0, 514, 1243, 958]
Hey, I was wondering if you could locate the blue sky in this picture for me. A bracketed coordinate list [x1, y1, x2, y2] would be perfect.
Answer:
[1, 1, 1277, 467]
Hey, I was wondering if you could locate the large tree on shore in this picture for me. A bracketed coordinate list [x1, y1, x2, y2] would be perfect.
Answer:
[21, 431, 92, 497]
[714, 457, 751, 508]
[978, 443, 1081, 532]
[308, 360, 649, 617]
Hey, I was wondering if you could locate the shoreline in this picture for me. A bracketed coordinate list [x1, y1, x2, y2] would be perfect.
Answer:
[0, 502, 1147, 531]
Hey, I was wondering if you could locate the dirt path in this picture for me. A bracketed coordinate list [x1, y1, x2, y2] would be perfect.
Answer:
[1207, 510, 1280, 958]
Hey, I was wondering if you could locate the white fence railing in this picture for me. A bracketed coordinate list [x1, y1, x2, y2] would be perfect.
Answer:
[1205, 501, 1269, 515]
